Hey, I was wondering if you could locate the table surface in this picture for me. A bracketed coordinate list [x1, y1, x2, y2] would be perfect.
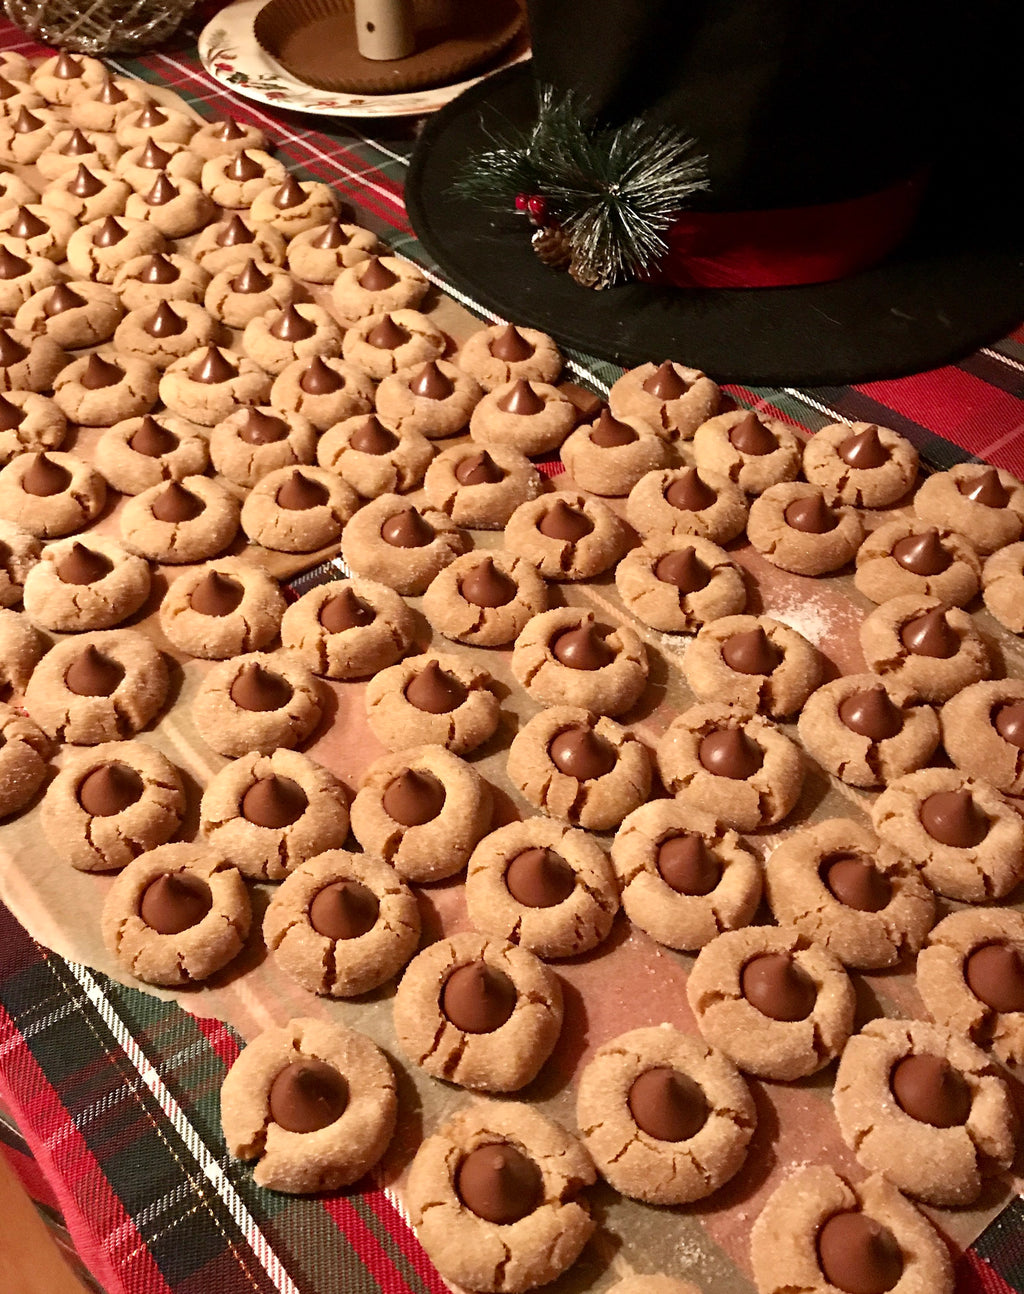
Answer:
[1, 7, 1024, 1294]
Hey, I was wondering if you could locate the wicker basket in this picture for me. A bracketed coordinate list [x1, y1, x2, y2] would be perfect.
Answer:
[4, 0, 197, 53]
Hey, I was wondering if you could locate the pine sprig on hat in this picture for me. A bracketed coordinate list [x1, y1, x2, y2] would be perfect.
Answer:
[453, 88, 708, 289]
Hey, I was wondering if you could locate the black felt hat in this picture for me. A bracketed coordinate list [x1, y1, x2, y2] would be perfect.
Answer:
[406, 0, 1024, 386]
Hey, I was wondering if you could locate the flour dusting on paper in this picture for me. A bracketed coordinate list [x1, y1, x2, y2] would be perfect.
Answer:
[764, 591, 834, 646]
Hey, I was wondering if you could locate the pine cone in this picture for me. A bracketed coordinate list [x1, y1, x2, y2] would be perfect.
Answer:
[531, 223, 571, 270]
[568, 256, 611, 290]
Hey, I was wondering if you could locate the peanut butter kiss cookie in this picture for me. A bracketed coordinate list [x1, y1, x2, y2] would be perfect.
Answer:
[376, 358, 484, 440]
[750, 1166, 954, 1294]
[124, 173, 216, 239]
[16, 280, 122, 350]
[0, 325, 66, 392]
[366, 652, 501, 755]
[159, 344, 271, 426]
[189, 116, 266, 160]
[616, 535, 747, 632]
[981, 540, 1024, 631]
[913, 462, 1024, 555]
[340, 308, 443, 381]
[687, 926, 856, 1080]
[66, 215, 166, 284]
[0, 390, 66, 461]
[119, 476, 241, 564]
[796, 675, 940, 788]
[285, 218, 380, 282]
[423, 551, 547, 648]
[199, 147, 286, 207]
[115, 102, 196, 149]
[577, 1025, 756, 1204]
[610, 802, 762, 951]
[406, 1102, 595, 1294]
[917, 909, 1024, 1067]
[113, 300, 219, 371]
[269, 354, 374, 431]
[220, 1018, 396, 1194]
[0, 202, 75, 261]
[854, 518, 982, 606]
[872, 769, 1024, 902]
[394, 932, 563, 1092]
[192, 212, 286, 275]
[0, 245, 62, 314]
[683, 614, 822, 718]
[279, 578, 416, 680]
[0, 74, 42, 120]
[340, 494, 469, 595]
[833, 1018, 1017, 1206]
[96, 413, 210, 494]
[330, 252, 428, 318]
[249, 174, 340, 238]
[457, 322, 563, 391]
[350, 744, 493, 882]
[37, 126, 120, 181]
[240, 465, 359, 554]
[802, 421, 919, 507]
[43, 164, 130, 225]
[692, 408, 803, 494]
[512, 607, 648, 717]
[747, 482, 863, 575]
[159, 559, 286, 660]
[317, 413, 433, 498]
[625, 464, 748, 544]
[23, 536, 150, 632]
[560, 406, 674, 496]
[115, 137, 202, 191]
[192, 652, 323, 758]
[0, 109, 60, 166]
[244, 302, 343, 376]
[468, 377, 577, 455]
[200, 749, 349, 881]
[940, 679, 1024, 794]
[210, 405, 316, 489]
[0, 606, 44, 691]
[42, 741, 185, 872]
[423, 443, 541, 528]
[24, 630, 168, 744]
[608, 360, 720, 440]
[0, 703, 50, 817]
[53, 350, 159, 426]
[113, 251, 211, 310]
[33, 50, 106, 103]
[859, 594, 990, 703]
[504, 490, 629, 581]
[264, 849, 420, 997]
[465, 819, 618, 959]
[507, 706, 652, 832]
[204, 258, 296, 328]
[0, 451, 106, 538]
[657, 703, 803, 832]
[0, 520, 39, 607]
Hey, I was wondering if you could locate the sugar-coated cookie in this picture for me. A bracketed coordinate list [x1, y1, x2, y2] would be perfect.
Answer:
[285, 219, 380, 282]
[112, 251, 211, 309]
[561, 407, 674, 496]
[859, 594, 990, 703]
[747, 482, 863, 575]
[243, 302, 343, 376]
[192, 651, 323, 758]
[192, 212, 287, 274]
[269, 354, 375, 430]
[119, 476, 241, 564]
[0, 519, 40, 606]
[423, 551, 547, 648]
[317, 412, 433, 498]
[940, 679, 1024, 795]
[802, 420, 918, 506]
[469, 377, 577, 455]
[504, 490, 629, 581]
[512, 606, 648, 717]
[159, 344, 271, 426]
[457, 322, 563, 391]
[23, 535, 151, 632]
[423, 443, 541, 529]
[913, 462, 1024, 555]
[692, 408, 803, 493]
[240, 466, 359, 554]
[340, 307, 443, 380]
[340, 494, 469, 595]
[854, 518, 982, 606]
[0, 451, 105, 538]
[0, 606, 45, 691]
[159, 559, 286, 659]
[53, 350, 159, 426]
[124, 173, 216, 238]
[615, 534, 747, 632]
[279, 577, 417, 680]
[0, 390, 66, 462]
[376, 359, 483, 440]
[609, 361, 720, 440]
[67, 215, 165, 284]
[626, 465, 748, 544]
[330, 252, 428, 318]
[249, 175, 340, 238]
[189, 116, 267, 160]
[366, 651, 500, 755]
[15, 279, 123, 350]
[0, 702, 50, 817]
[682, 614, 822, 717]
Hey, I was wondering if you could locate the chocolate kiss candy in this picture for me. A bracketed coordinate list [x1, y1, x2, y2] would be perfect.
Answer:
[455, 450, 504, 486]
[241, 775, 307, 828]
[823, 854, 892, 912]
[80, 352, 123, 389]
[139, 253, 179, 284]
[190, 570, 243, 616]
[919, 789, 988, 848]
[460, 556, 516, 608]
[698, 727, 763, 779]
[538, 499, 592, 541]
[61, 127, 93, 157]
[298, 355, 343, 394]
[0, 329, 27, 366]
[238, 408, 288, 445]
[405, 659, 466, 713]
[216, 214, 254, 248]
[965, 942, 1024, 1014]
[189, 345, 236, 384]
[0, 246, 29, 279]
[231, 259, 272, 294]
[741, 952, 817, 1022]
[665, 467, 717, 512]
[23, 453, 70, 496]
[549, 726, 616, 779]
[64, 645, 123, 697]
[10, 205, 46, 238]
[151, 481, 204, 522]
[994, 701, 1024, 749]
[144, 172, 178, 206]
[456, 1143, 541, 1225]
[359, 256, 398, 290]
[213, 117, 247, 141]
[97, 77, 127, 105]
[729, 410, 777, 455]
[381, 506, 433, 548]
[590, 407, 637, 447]
[838, 424, 890, 469]
[311, 219, 347, 249]
[226, 150, 263, 182]
[838, 688, 903, 740]
[892, 529, 951, 575]
[13, 107, 42, 134]
[69, 164, 104, 198]
[77, 762, 143, 816]
[53, 50, 83, 78]
[277, 471, 329, 511]
[350, 416, 397, 454]
[271, 174, 306, 209]
[653, 548, 710, 594]
[890, 1053, 971, 1127]
[722, 626, 781, 675]
[628, 1067, 709, 1142]
[135, 103, 167, 129]
[0, 392, 24, 431]
[497, 377, 544, 415]
[442, 962, 517, 1034]
[309, 880, 379, 941]
[365, 314, 409, 349]
[57, 542, 112, 585]
[490, 324, 535, 362]
[505, 847, 575, 908]
[899, 608, 959, 658]
[130, 416, 178, 458]
[0, 77, 16, 101]
[230, 663, 293, 712]
[656, 834, 721, 896]
[960, 467, 1009, 507]
[816, 1212, 903, 1294]
[410, 361, 454, 400]
[642, 360, 687, 400]
[139, 136, 172, 169]
[785, 494, 838, 533]
[143, 301, 187, 338]
[269, 304, 316, 341]
[43, 283, 86, 317]
[320, 586, 375, 631]
[382, 767, 445, 825]
[268, 1059, 348, 1134]
[552, 623, 614, 670]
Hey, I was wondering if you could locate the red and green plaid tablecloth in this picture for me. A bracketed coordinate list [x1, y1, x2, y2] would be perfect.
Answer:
[1, 8, 1023, 1294]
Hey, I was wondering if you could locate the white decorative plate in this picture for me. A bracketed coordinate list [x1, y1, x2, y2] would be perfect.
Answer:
[198, 0, 530, 119]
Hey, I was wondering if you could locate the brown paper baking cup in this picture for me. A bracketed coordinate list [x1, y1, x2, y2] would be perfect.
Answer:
[253, 0, 524, 95]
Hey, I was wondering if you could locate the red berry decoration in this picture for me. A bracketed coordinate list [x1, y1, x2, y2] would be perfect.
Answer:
[514, 192, 529, 213]
[527, 194, 548, 222]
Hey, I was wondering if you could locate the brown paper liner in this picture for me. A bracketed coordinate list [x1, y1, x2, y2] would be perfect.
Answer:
[253, 0, 524, 94]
